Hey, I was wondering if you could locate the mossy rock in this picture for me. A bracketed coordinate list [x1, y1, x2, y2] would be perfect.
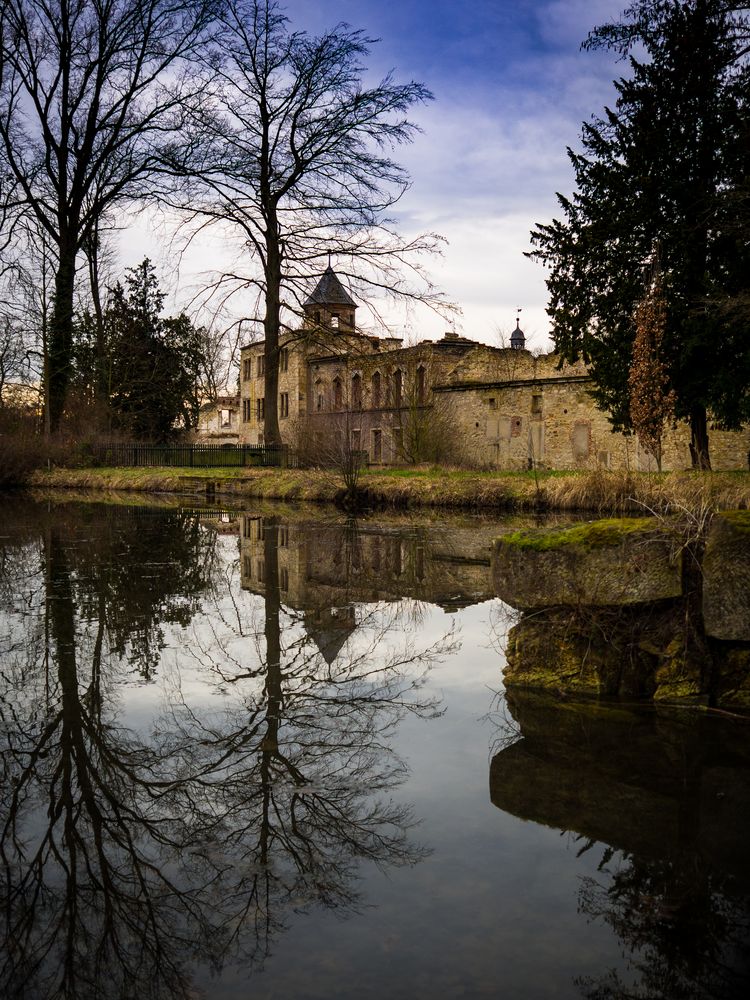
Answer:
[703, 511, 750, 641]
[504, 616, 657, 698]
[715, 648, 750, 709]
[493, 517, 682, 609]
[653, 636, 708, 706]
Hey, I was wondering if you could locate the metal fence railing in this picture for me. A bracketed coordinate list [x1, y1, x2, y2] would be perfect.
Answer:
[89, 442, 297, 469]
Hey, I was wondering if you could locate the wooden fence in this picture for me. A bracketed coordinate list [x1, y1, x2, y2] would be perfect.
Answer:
[90, 442, 297, 469]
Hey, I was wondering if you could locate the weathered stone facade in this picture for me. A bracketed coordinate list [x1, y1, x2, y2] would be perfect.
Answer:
[239, 269, 750, 469]
[435, 346, 750, 471]
[194, 394, 240, 444]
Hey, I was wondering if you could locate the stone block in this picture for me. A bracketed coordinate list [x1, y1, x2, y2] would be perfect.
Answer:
[493, 517, 683, 609]
[702, 511, 750, 641]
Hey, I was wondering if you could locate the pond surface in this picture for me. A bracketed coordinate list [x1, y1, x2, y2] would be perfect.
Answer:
[0, 495, 748, 1000]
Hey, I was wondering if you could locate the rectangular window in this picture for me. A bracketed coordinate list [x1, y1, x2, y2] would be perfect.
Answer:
[351, 429, 361, 452]
[488, 397, 497, 410]
[256, 398, 265, 422]
[392, 426, 403, 457]
[280, 347, 289, 372]
[257, 355, 265, 377]
[243, 358, 252, 380]
[531, 394, 543, 414]
[331, 314, 340, 329]
[242, 399, 252, 422]
[280, 567, 289, 591]
[372, 428, 382, 463]
[279, 526, 289, 548]
[243, 556, 252, 579]
[220, 408, 231, 427]
[280, 392, 289, 418]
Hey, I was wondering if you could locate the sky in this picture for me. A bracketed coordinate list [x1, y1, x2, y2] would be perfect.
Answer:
[122, 0, 631, 353]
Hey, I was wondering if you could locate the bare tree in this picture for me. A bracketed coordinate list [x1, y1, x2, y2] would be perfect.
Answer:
[171, 0, 447, 446]
[0, 0, 219, 432]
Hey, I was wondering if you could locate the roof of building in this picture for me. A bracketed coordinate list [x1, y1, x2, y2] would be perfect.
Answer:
[303, 266, 358, 309]
[510, 318, 526, 348]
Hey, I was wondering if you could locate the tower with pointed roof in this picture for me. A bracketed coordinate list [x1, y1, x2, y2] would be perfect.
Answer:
[510, 317, 526, 350]
[303, 265, 357, 333]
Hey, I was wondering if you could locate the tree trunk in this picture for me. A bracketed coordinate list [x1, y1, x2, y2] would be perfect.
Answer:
[86, 237, 108, 412]
[689, 403, 712, 470]
[47, 243, 77, 434]
[263, 233, 282, 447]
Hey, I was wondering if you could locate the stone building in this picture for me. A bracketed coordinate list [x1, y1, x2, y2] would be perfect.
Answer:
[239, 267, 750, 470]
[194, 394, 240, 445]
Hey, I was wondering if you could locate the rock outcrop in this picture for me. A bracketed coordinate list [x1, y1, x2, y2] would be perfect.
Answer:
[493, 517, 682, 609]
[494, 513, 750, 708]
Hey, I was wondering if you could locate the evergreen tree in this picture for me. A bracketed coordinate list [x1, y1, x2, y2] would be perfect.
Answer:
[530, 0, 750, 468]
[102, 260, 206, 440]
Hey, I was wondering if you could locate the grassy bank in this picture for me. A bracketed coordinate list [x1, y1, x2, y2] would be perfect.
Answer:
[23, 465, 750, 514]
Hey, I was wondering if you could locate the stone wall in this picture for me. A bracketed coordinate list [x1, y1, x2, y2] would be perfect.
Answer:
[239, 336, 750, 470]
[239, 338, 311, 445]
[435, 347, 750, 472]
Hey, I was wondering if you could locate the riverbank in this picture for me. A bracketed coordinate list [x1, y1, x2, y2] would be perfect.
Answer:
[23, 465, 750, 513]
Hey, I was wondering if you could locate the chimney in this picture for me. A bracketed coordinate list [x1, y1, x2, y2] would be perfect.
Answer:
[443, 331, 459, 341]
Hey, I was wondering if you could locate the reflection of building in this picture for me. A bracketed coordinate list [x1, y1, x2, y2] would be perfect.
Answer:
[238, 513, 499, 659]
[239, 267, 750, 470]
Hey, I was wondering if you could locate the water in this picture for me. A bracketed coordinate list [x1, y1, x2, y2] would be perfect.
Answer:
[0, 496, 748, 999]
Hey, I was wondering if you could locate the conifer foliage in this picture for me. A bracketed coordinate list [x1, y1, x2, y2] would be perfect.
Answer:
[530, 0, 750, 469]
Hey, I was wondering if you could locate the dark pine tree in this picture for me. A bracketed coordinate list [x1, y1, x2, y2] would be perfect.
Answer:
[530, 0, 750, 469]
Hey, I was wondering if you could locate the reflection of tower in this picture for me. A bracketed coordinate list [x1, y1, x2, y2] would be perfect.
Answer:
[304, 606, 358, 665]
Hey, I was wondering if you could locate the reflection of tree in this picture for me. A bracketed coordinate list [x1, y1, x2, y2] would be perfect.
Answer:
[0, 501, 450, 995]
[171, 515, 454, 968]
[576, 851, 750, 1000]
[0, 528, 206, 999]
[66, 505, 219, 680]
[489, 690, 750, 1000]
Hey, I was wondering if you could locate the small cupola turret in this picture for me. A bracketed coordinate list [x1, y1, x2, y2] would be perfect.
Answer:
[510, 316, 526, 350]
[303, 266, 357, 332]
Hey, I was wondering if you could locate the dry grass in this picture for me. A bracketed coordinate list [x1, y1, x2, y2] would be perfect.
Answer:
[25, 465, 750, 515]
[538, 469, 749, 516]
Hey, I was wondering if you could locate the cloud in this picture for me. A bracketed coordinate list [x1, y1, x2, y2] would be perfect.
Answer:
[116, 0, 633, 352]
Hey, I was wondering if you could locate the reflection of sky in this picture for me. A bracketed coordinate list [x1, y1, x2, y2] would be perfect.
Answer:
[122, 0, 629, 351]
[109, 549, 628, 998]
[180, 597, 627, 999]
[7, 504, 748, 998]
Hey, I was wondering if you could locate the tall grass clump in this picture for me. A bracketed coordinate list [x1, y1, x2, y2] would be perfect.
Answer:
[538, 468, 748, 516]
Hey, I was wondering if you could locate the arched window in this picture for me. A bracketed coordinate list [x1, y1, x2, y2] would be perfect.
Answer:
[315, 379, 324, 411]
[393, 369, 403, 407]
[416, 365, 426, 405]
[352, 372, 362, 409]
[333, 376, 343, 410]
[371, 371, 381, 408]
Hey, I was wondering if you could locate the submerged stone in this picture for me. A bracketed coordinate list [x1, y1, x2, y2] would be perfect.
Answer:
[493, 517, 683, 609]
[703, 511, 750, 641]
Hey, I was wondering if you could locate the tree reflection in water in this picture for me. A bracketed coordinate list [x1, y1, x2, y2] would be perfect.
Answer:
[0, 504, 451, 999]
[490, 691, 750, 1000]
